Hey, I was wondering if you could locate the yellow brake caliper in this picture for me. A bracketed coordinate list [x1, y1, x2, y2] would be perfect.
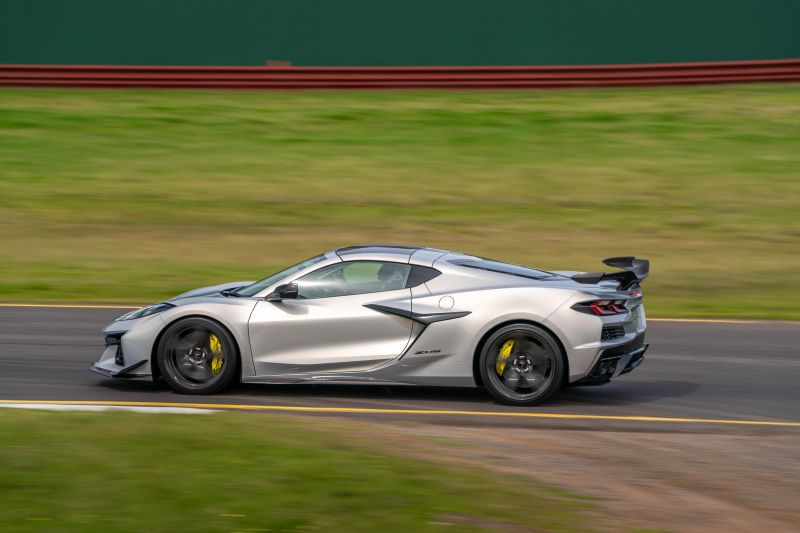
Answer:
[209, 334, 224, 376]
[495, 339, 515, 376]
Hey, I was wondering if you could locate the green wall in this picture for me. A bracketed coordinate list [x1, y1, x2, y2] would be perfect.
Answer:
[2, 0, 799, 66]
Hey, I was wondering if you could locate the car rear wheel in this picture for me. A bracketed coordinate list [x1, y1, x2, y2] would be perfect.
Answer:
[479, 323, 565, 406]
[156, 317, 238, 394]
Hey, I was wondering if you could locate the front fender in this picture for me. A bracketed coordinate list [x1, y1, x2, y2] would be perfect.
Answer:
[153, 299, 259, 377]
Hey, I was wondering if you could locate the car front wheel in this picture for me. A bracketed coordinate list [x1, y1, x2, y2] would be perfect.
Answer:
[156, 317, 239, 394]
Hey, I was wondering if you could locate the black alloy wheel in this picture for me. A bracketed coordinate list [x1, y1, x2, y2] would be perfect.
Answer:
[157, 317, 239, 394]
[479, 323, 565, 406]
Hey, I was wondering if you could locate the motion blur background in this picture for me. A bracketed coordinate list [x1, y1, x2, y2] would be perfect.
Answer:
[1, 0, 799, 318]
[1, 3, 799, 531]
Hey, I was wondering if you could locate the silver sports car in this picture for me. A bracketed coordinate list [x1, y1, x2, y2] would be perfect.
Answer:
[91, 245, 649, 405]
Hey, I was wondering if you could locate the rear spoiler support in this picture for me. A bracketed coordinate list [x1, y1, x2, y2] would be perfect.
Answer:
[571, 256, 649, 290]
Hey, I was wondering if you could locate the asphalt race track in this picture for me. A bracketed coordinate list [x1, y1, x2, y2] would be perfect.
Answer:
[1, 306, 798, 430]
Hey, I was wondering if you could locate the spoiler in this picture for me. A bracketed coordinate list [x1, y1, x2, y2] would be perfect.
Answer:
[571, 256, 649, 290]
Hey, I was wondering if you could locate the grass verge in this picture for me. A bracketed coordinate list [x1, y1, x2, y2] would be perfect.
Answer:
[0, 410, 596, 532]
[1, 86, 798, 317]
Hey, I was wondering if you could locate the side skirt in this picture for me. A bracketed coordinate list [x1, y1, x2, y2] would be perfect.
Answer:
[241, 374, 418, 386]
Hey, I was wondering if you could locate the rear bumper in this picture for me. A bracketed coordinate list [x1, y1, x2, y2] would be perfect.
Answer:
[573, 333, 649, 385]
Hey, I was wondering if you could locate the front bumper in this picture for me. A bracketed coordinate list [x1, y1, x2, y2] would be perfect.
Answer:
[89, 361, 148, 379]
[88, 316, 163, 381]
[89, 343, 152, 380]
[573, 333, 649, 385]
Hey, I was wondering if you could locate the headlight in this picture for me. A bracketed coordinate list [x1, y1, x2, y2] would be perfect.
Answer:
[116, 303, 175, 321]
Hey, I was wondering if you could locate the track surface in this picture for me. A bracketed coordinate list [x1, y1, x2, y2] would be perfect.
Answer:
[1, 306, 798, 428]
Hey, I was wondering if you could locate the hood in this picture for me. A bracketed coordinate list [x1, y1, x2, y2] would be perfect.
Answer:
[169, 281, 255, 301]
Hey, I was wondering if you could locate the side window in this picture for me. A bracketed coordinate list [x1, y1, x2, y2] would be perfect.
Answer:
[296, 261, 411, 299]
[406, 265, 441, 288]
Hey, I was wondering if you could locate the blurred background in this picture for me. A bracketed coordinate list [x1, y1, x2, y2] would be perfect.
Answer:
[1, 3, 799, 531]
[1, 0, 798, 318]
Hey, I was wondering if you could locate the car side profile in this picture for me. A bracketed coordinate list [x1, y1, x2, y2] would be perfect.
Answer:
[90, 245, 649, 405]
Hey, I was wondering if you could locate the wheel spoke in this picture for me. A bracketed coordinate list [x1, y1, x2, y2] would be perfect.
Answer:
[172, 330, 207, 353]
[173, 337, 194, 354]
[521, 372, 546, 391]
[519, 338, 549, 366]
[511, 335, 531, 353]
[532, 349, 551, 368]
[185, 330, 209, 348]
[191, 364, 213, 382]
[503, 368, 522, 389]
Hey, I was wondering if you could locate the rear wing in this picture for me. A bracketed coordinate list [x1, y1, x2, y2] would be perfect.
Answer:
[571, 256, 649, 290]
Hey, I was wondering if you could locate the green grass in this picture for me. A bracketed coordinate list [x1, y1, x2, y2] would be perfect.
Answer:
[1, 86, 799, 318]
[0, 410, 596, 532]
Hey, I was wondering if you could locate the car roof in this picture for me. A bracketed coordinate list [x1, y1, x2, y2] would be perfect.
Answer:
[335, 244, 424, 256]
[333, 244, 457, 266]
[328, 245, 570, 285]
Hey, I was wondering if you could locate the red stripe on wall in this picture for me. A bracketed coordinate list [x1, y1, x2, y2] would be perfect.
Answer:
[1, 60, 799, 89]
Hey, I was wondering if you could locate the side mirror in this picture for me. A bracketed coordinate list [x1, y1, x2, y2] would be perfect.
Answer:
[266, 282, 298, 302]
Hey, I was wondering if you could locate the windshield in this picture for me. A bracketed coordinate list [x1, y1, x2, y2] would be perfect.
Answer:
[452, 258, 558, 281]
[235, 255, 327, 297]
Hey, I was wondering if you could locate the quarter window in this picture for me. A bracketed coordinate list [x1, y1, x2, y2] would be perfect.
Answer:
[406, 265, 441, 287]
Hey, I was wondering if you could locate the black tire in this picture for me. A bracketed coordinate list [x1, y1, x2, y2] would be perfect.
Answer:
[478, 323, 565, 406]
[156, 317, 239, 395]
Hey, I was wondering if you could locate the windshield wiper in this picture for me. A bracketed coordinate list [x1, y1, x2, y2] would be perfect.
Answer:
[220, 287, 243, 297]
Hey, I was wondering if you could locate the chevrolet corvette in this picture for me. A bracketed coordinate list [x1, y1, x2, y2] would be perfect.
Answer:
[90, 245, 649, 405]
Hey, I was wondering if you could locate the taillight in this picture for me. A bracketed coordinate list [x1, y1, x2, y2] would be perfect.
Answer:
[572, 300, 628, 316]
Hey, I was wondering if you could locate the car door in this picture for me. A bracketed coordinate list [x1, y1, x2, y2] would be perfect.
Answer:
[248, 261, 415, 375]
